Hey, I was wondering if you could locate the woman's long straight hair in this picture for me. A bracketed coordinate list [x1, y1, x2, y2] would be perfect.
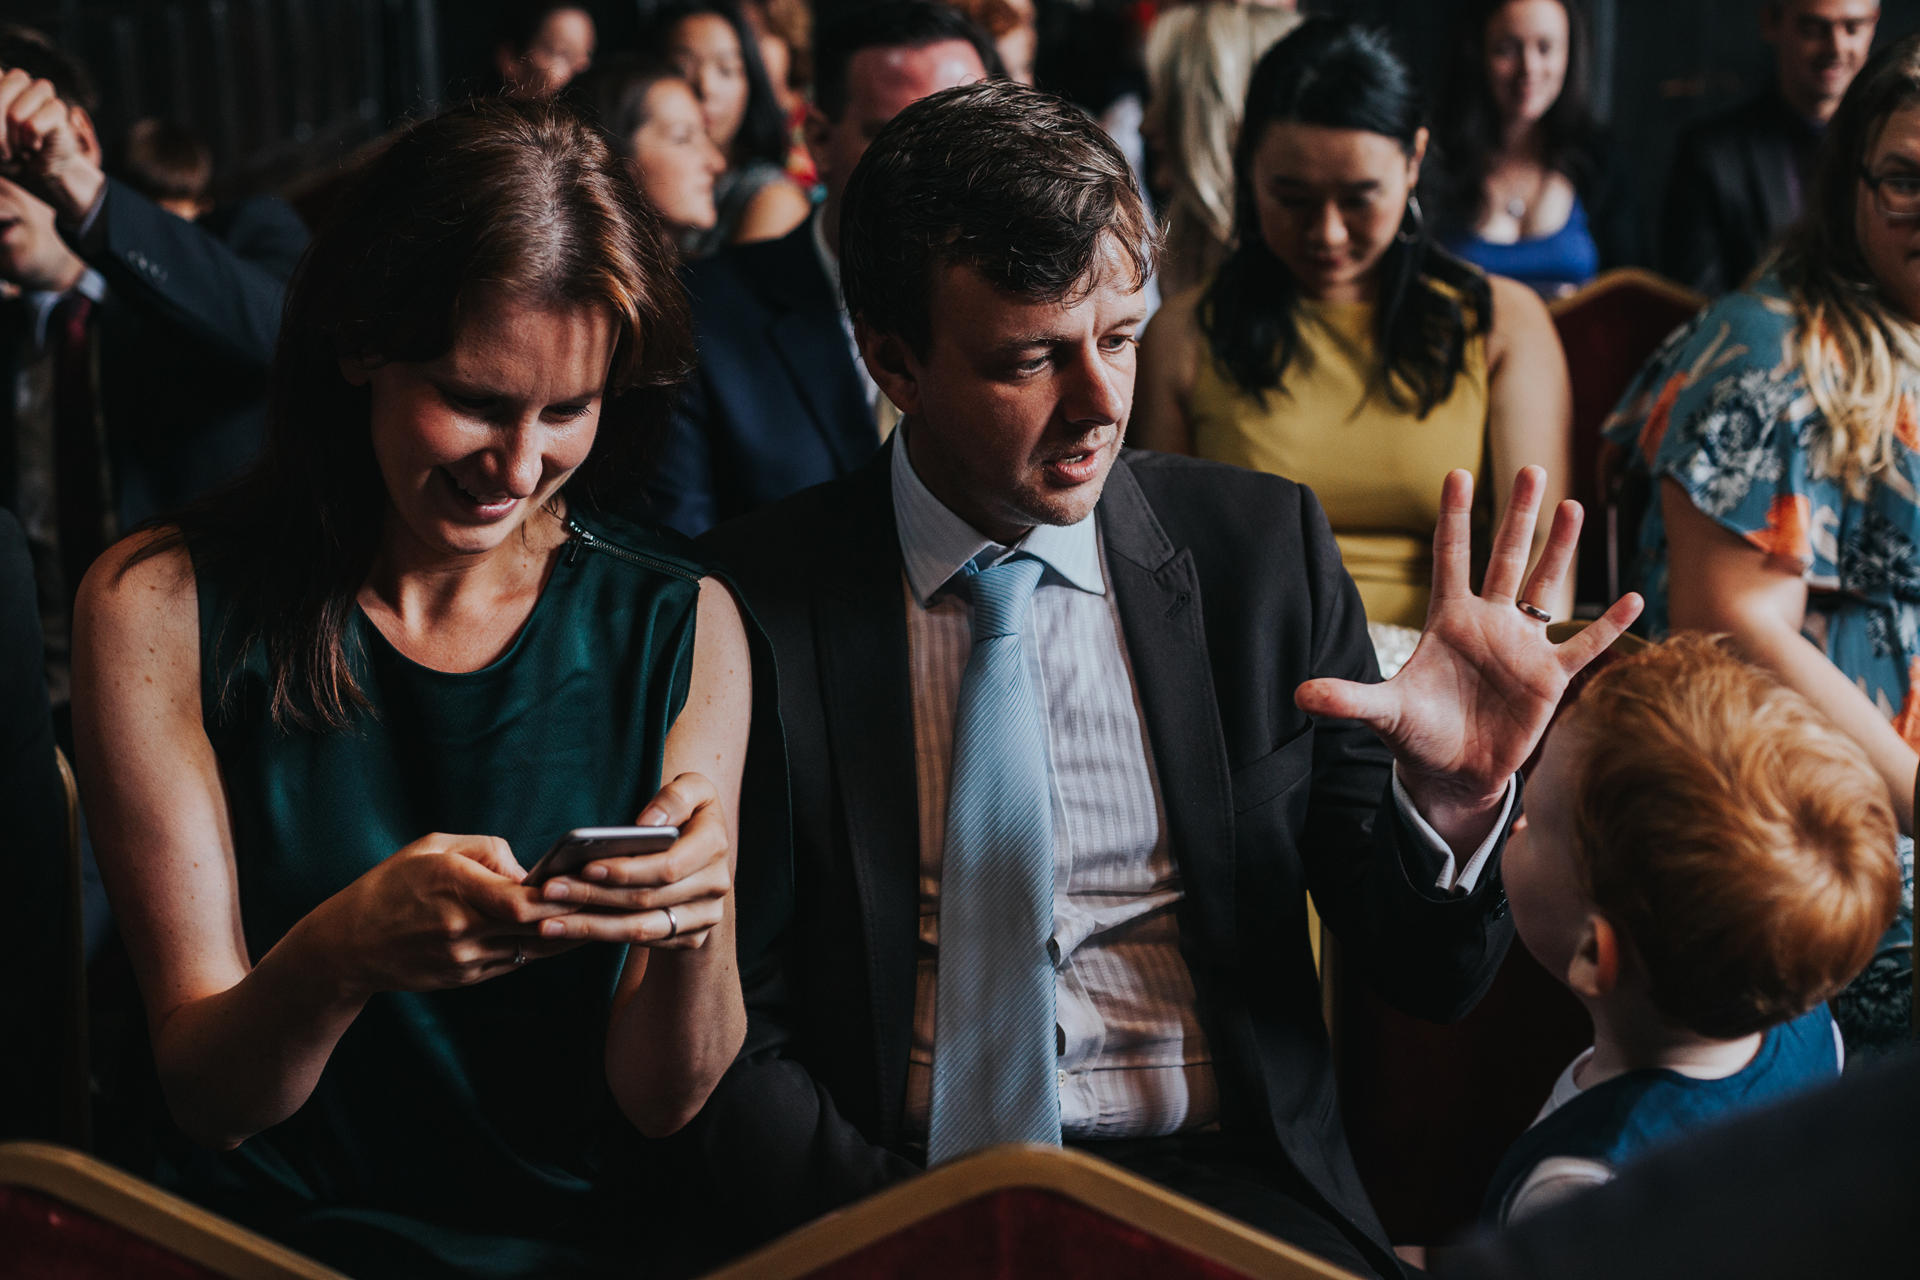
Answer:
[1774, 32, 1920, 499]
[130, 97, 691, 732]
[1202, 20, 1491, 419]
[645, 0, 792, 170]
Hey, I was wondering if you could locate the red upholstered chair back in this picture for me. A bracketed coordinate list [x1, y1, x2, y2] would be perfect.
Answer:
[0, 1141, 345, 1280]
[702, 1145, 1367, 1280]
[1331, 625, 1648, 1246]
[1547, 270, 1706, 610]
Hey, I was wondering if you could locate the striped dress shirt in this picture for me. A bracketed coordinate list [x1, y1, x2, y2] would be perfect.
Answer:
[890, 431, 1513, 1144]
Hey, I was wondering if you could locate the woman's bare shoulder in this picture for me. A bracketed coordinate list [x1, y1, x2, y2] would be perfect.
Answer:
[1485, 273, 1560, 365]
[76, 529, 199, 645]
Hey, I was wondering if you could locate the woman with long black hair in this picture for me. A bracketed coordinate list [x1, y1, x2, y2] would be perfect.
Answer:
[650, 0, 811, 256]
[1134, 20, 1574, 629]
[1429, 0, 1640, 298]
[64, 98, 758, 1278]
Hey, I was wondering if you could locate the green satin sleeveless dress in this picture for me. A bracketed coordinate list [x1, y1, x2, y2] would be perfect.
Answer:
[166, 508, 705, 1278]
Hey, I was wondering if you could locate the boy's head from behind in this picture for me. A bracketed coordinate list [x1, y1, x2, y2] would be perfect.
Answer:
[120, 118, 212, 220]
[1510, 634, 1899, 1040]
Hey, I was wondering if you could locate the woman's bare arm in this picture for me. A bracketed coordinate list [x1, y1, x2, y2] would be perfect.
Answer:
[731, 177, 811, 245]
[601, 577, 751, 1137]
[1663, 479, 1917, 833]
[73, 535, 577, 1149]
[1129, 284, 1204, 455]
[1485, 274, 1575, 618]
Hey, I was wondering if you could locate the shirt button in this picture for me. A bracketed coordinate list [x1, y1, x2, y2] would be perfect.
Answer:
[1057, 1070, 1068, 1086]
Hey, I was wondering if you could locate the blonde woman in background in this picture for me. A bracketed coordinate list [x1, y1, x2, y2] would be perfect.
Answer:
[1607, 33, 1920, 1058]
[1143, 1, 1300, 297]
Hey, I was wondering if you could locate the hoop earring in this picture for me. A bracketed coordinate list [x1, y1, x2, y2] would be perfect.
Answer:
[1397, 194, 1424, 245]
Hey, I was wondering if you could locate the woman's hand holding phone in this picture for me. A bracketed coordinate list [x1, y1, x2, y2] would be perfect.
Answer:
[531, 772, 732, 950]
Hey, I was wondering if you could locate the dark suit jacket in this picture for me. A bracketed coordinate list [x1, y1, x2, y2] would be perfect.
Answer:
[691, 444, 1518, 1273]
[1659, 90, 1819, 297]
[1438, 1048, 1920, 1279]
[0, 177, 308, 533]
[644, 221, 880, 537]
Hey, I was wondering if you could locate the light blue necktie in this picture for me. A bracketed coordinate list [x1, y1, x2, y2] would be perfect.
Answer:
[927, 555, 1061, 1167]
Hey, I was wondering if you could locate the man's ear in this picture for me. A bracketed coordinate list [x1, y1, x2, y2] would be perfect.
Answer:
[69, 105, 102, 167]
[855, 317, 923, 417]
[1566, 911, 1621, 1000]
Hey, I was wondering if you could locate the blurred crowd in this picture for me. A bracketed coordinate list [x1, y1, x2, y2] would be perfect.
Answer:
[0, 2, 1915, 1279]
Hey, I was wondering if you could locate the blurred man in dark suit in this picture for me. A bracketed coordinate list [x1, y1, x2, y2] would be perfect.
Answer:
[644, 1, 998, 536]
[1659, 0, 1878, 296]
[0, 27, 307, 706]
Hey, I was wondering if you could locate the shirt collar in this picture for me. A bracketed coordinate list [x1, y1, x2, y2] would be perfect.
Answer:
[890, 424, 1105, 607]
[809, 203, 841, 302]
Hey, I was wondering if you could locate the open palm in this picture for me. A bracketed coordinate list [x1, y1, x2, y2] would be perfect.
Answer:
[1297, 467, 1644, 845]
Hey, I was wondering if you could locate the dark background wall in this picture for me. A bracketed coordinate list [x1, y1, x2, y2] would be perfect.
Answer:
[9, 0, 1920, 240]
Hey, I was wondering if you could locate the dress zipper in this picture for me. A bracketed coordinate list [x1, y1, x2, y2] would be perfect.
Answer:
[564, 517, 699, 580]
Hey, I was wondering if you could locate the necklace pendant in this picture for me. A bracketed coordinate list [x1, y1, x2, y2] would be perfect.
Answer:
[1506, 196, 1527, 220]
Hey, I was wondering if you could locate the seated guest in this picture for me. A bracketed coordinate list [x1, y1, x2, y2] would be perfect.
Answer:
[569, 54, 728, 252]
[1141, 1, 1301, 299]
[1439, 1048, 1919, 1279]
[691, 79, 1641, 1280]
[1607, 31, 1920, 1058]
[0, 508, 69, 1143]
[740, 0, 819, 186]
[489, 0, 597, 100]
[646, 0, 998, 536]
[1133, 21, 1574, 629]
[0, 29, 308, 708]
[1487, 635, 1897, 1225]
[654, 0, 812, 256]
[119, 118, 212, 222]
[70, 99, 753, 1279]
[1432, 0, 1639, 298]
[1660, 0, 1878, 296]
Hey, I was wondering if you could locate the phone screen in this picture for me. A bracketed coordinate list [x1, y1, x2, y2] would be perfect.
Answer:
[524, 826, 680, 886]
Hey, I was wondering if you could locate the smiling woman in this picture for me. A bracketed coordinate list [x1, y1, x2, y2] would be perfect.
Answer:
[66, 98, 756, 1278]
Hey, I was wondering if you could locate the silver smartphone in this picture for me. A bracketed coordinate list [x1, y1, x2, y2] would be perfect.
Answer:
[523, 826, 680, 887]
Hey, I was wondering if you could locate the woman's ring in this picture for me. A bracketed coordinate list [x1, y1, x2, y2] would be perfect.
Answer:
[662, 907, 679, 940]
[1515, 600, 1552, 623]
[513, 947, 527, 966]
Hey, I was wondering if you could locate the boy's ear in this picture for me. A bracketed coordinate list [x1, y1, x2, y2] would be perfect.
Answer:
[1566, 912, 1621, 999]
[856, 319, 923, 419]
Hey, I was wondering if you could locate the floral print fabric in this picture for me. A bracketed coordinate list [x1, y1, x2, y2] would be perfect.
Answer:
[1605, 271, 1920, 741]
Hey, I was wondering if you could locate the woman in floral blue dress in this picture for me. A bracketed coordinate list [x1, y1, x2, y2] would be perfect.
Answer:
[1607, 35, 1919, 1056]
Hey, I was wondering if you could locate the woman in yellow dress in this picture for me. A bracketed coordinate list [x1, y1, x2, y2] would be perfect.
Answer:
[1134, 19, 1574, 629]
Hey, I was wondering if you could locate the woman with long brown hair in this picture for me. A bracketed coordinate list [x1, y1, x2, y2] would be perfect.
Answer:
[1608, 32, 1920, 1059]
[64, 98, 751, 1276]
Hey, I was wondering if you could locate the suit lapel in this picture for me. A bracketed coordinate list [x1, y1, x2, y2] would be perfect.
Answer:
[812, 440, 921, 1141]
[759, 229, 880, 474]
[1100, 456, 1238, 965]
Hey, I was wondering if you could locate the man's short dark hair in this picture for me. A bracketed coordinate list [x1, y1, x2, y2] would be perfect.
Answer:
[840, 79, 1158, 354]
[0, 26, 97, 113]
[813, 0, 1004, 123]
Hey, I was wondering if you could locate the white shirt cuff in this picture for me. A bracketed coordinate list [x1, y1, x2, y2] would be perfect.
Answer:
[1390, 764, 1516, 895]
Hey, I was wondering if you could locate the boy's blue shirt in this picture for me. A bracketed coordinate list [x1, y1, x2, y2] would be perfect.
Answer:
[1483, 1003, 1842, 1225]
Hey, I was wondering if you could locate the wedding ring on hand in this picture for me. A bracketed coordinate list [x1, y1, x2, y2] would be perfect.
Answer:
[1515, 600, 1552, 623]
[661, 906, 679, 941]
[513, 947, 527, 966]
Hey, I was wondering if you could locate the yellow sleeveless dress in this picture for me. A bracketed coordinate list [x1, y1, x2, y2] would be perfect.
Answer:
[1188, 296, 1489, 629]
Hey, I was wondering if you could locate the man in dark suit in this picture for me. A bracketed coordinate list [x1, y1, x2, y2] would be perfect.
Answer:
[644, 1, 999, 536]
[692, 82, 1641, 1278]
[1437, 1047, 1918, 1279]
[1659, 0, 1878, 295]
[0, 29, 307, 705]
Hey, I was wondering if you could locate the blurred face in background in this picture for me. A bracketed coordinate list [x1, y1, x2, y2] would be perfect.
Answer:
[1764, 0, 1879, 122]
[670, 13, 751, 155]
[497, 7, 597, 99]
[808, 39, 989, 236]
[741, 1, 800, 117]
[629, 78, 727, 235]
[1484, 0, 1570, 129]
[1854, 103, 1920, 322]
[1249, 119, 1425, 304]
